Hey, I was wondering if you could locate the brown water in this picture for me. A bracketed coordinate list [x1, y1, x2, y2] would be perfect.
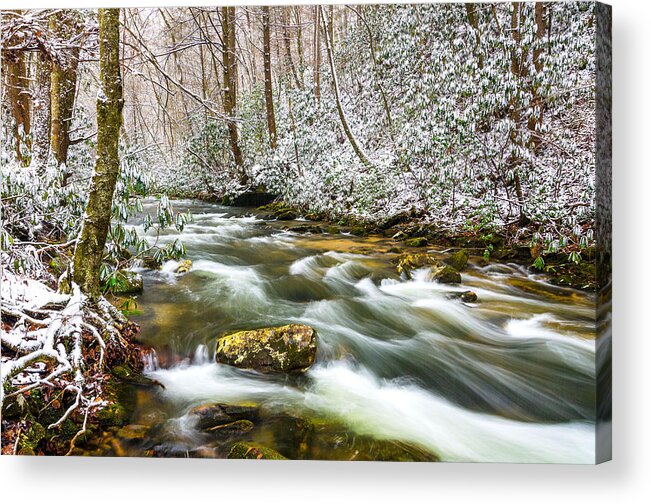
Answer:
[98, 200, 599, 463]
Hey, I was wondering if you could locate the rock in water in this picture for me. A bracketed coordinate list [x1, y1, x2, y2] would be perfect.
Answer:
[228, 442, 288, 460]
[188, 403, 258, 430]
[215, 324, 317, 373]
[443, 250, 469, 271]
[428, 265, 462, 284]
[396, 252, 439, 278]
[175, 259, 192, 273]
[404, 237, 428, 247]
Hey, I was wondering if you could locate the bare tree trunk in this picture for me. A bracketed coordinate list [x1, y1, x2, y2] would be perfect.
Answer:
[321, 6, 372, 169]
[313, 6, 321, 103]
[49, 12, 81, 168]
[465, 3, 484, 69]
[31, 52, 51, 170]
[294, 6, 305, 80]
[527, 2, 546, 151]
[72, 8, 123, 298]
[262, 6, 277, 149]
[3, 10, 31, 166]
[282, 7, 302, 88]
[221, 6, 246, 182]
[508, 2, 527, 224]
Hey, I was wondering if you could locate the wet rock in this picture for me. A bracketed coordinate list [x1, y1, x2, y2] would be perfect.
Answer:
[112, 270, 143, 294]
[404, 237, 428, 247]
[228, 442, 288, 460]
[175, 259, 192, 274]
[349, 225, 368, 236]
[142, 255, 162, 270]
[387, 246, 403, 254]
[324, 225, 340, 234]
[205, 419, 254, 436]
[117, 424, 150, 440]
[276, 210, 297, 221]
[428, 265, 462, 284]
[215, 324, 317, 373]
[396, 253, 439, 278]
[291, 224, 323, 234]
[447, 290, 478, 303]
[188, 403, 259, 430]
[443, 250, 469, 271]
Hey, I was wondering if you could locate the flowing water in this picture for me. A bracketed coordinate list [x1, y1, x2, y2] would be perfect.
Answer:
[110, 199, 597, 463]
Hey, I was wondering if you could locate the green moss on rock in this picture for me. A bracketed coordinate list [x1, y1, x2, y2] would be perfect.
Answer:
[228, 442, 288, 460]
[215, 324, 317, 373]
[404, 237, 428, 247]
[444, 250, 469, 271]
[428, 265, 462, 284]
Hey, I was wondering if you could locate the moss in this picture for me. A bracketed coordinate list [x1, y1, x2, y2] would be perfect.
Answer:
[324, 225, 340, 234]
[228, 442, 288, 460]
[349, 225, 368, 236]
[404, 237, 428, 247]
[215, 324, 317, 373]
[396, 253, 439, 277]
[19, 421, 47, 453]
[206, 419, 254, 435]
[428, 265, 462, 284]
[444, 250, 469, 271]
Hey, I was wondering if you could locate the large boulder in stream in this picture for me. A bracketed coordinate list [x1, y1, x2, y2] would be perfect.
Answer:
[443, 249, 469, 271]
[215, 324, 317, 373]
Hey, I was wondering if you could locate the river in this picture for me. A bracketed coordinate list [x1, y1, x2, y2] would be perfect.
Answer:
[111, 199, 597, 463]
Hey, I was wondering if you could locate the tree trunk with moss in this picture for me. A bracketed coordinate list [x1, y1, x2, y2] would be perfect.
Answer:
[72, 8, 123, 298]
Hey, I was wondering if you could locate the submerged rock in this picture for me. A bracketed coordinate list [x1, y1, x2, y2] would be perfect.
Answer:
[428, 265, 462, 284]
[188, 403, 259, 430]
[215, 324, 317, 373]
[228, 442, 288, 460]
[117, 424, 150, 440]
[443, 250, 469, 271]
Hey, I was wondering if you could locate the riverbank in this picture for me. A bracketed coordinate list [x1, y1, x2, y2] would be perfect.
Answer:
[251, 200, 598, 291]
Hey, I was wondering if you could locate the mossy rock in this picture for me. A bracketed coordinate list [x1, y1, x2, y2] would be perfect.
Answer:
[396, 253, 439, 278]
[206, 419, 254, 436]
[387, 246, 403, 254]
[276, 210, 297, 221]
[348, 226, 365, 236]
[404, 237, 428, 247]
[228, 442, 288, 460]
[117, 424, 150, 440]
[19, 421, 47, 453]
[443, 250, 469, 271]
[215, 324, 317, 373]
[188, 403, 259, 430]
[142, 255, 163, 270]
[175, 259, 192, 274]
[428, 265, 462, 284]
[324, 225, 340, 234]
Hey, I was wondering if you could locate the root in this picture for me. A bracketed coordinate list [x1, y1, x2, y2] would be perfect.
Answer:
[1, 270, 134, 436]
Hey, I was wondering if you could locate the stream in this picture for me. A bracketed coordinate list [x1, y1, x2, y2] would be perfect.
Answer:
[107, 199, 597, 463]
